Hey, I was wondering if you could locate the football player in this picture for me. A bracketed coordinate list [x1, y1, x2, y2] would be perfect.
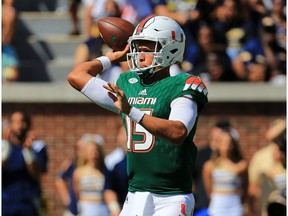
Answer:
[67, 15, 208, 216]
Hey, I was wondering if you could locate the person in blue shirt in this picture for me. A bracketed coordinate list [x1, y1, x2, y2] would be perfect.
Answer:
[104, 126, 129, 216]
[2, 111, 48, 216]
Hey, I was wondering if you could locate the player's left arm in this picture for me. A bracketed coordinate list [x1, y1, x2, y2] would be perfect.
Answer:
[140, 97, 197, 144]
[104, 83, 198, 145]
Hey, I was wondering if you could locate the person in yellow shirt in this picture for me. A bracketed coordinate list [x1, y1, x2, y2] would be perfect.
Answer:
[248, 118, 286, 216]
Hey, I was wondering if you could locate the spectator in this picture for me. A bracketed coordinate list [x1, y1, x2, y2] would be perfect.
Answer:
[226, 27, 263, 59]
[74, 0, 126, 82]
[55, 133, 104, 216]
[83, 0, 122, 38]
[189, 24, 227, 76]
[233, 51, 271, 83]
[203, 129, 248, 216]
[268, 0, 286, 49]
[247, 0, 269, 15]
[55, 135, 85, 216]
[260, 16, 286, 84]
[212, 0, 262, 52]
[2, 111, 48, 216]
[196, 0, 222, 25]
[248, 118, 286, 216]
[193, 119, 239, 216]
[68, 0, 82, 35]
[211, 0, 246, 45]
[151, 0, 201, 66]
[238, 0, 268, 43]
[220, 0, 270, 81]
[232, 13, 285, 84]
[245, 54, 271, 82]
[73, 138, 109, 216]
[151, 0, 200, 27]
[2, 0, 19, 82]
[266, 135, 286, 216]
[121, 0, 152, 25]
[203, 50, 237, 82]
[104, 125, 128, 216]
[74, 37, 122, 83]
[74, 36, 105, 67]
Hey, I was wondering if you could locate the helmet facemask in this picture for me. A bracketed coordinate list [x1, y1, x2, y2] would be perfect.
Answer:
[127, 38, 164, 79]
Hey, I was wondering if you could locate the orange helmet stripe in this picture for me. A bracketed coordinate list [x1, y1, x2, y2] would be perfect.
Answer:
[136, 15, 154, 35]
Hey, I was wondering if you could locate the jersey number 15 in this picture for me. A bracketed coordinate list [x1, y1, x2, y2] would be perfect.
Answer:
[125, 110, 155, 153]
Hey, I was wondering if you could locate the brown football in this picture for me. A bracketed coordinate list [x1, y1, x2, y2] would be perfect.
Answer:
[97, 17, 135, 51]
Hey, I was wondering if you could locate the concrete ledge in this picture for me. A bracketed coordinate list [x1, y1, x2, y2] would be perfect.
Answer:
[207, 83, 286, 102]
[2, 82, 286, 103]
[18, 8, 85, 19]
[28, 34, 86, 43]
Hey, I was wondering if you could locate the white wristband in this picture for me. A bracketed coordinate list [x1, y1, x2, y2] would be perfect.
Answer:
[94, 56, 112, 72]
[128, 107, 145, 123]
[22, 148, 36, 164]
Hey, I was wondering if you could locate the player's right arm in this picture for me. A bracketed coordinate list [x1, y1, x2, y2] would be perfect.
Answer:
[67, 45, 129, 90]
[67, 45, 129, 113]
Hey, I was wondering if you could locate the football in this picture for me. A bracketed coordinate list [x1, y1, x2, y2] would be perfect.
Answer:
[97, 17, 135, 51]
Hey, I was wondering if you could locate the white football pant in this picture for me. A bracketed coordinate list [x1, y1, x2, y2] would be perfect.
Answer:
[119, 191, 195, 216]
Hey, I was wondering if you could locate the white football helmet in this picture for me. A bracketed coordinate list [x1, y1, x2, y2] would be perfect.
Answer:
[127, 16, 186, 79]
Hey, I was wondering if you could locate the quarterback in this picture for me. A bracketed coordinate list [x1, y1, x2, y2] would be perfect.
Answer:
[68, 16, 208, 216]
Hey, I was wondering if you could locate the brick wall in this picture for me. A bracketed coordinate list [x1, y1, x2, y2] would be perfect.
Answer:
[2, 102, 286, 216]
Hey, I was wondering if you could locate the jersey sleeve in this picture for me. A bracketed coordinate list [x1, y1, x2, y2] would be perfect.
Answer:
[169, 96, 198, 134]
[175, 75, 208, 112]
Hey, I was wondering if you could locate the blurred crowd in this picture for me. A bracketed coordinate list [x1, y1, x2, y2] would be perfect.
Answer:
[2, 0, 286, 84]
[2, 110, 286, 216]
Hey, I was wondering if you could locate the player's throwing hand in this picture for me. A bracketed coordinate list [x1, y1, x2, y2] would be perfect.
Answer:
[103, 83, 131, 115]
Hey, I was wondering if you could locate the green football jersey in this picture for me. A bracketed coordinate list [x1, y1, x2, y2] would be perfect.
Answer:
[116, 72, 208, 194]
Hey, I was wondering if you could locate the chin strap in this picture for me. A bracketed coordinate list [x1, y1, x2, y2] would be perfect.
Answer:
[137, 68, 154, 79]
[137, 66, 165, 80]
